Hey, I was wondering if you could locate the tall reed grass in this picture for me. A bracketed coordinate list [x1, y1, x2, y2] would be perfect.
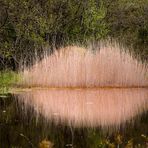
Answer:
[15, 42, 148, 128]
[21, 42, 147, 88]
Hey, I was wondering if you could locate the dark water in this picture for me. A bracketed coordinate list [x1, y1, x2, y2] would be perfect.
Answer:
[0, 94, 148, 148]
[16, 88, 148, 128]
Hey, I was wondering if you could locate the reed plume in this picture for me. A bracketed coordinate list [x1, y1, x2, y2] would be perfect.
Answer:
[16, 42, 148, 127]
[21, 42, 147, 88]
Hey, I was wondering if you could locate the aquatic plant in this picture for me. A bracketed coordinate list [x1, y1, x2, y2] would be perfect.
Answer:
[15, 42, 148, 128]
[21, 42, 147, 88]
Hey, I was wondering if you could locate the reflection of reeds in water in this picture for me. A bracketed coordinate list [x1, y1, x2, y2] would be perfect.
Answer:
[21, 43, 147, 88]
[16, 42, 148, 128]
[17, 88, 148, 128]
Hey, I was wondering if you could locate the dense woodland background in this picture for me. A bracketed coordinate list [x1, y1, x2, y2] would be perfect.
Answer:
[0, 1, 147, 147]
[0, 0, 148, 70]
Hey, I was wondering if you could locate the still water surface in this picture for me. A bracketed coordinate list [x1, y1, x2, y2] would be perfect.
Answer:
[0, 88, 148, 147]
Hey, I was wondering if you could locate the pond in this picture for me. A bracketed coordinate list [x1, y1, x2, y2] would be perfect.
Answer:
[0, 88, 148, 148]
[0, 45, 147, 147]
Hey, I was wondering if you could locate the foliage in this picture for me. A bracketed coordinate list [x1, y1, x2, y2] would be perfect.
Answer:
[0, 0, 147, 70]
[104, 0, 148, 61]
[0, 71, 19, 94]
[0, 0, 108, 69]
[39, 140, 54, 148]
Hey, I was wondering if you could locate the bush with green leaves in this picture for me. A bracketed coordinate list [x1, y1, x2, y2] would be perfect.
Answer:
[0, 0, 108, 69]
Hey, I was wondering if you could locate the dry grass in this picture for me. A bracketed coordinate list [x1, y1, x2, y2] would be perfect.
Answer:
[20, 42, 147, 88]
[16, 42, 148, 127]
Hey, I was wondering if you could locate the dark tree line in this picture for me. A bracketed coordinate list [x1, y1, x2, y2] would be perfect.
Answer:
[0, 0, 147, 70]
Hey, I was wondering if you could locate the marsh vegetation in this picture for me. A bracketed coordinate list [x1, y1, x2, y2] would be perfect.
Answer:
[0, 0, 148, 147]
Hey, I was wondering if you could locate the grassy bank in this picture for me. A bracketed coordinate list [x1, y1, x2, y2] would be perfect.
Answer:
[0, 71, 20, 95]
